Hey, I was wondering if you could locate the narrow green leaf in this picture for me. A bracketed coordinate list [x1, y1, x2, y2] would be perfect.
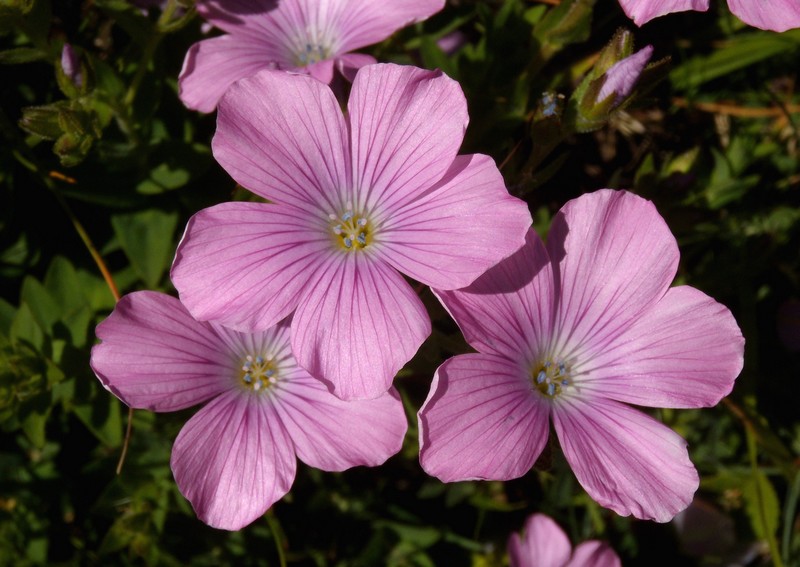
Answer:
[671, 30, 800, 90]
[0, 47, 46, 64]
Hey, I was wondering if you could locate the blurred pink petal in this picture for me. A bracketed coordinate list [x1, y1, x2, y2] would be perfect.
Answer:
[419, 354, 550, 482]
[508, 514, 572, 567]
[617, 0, 709, 26]
[174, 64, 531, 400]
[508, 513, 620, 567]
[179, 35, 283, 114]
[596, 45, 653, 105]
[92, 291, 406, 530]
[420, 190, 743, 521]
[727, 0, 800, 32]
[569, 541, 622, 567]
[181, 0, 444, 110]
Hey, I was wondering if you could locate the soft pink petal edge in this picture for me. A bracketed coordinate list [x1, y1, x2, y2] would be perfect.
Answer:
[348, 63, 468, 214]
[617, 0, 709, 26]
[213, 68, 350, 211]
[727, 0, 800, 32]
[508, 514, 573, 567]
[171, 202, 332, 332]
[553, 396, 699, 522]
[547, 189, 679, 360]
[380, 153, 531, 290]
[433, 228, 555, 360]
[292, 253, 430, 400]
[170, 389, 296, 530]
[91, 291, 231, 412]
[273, 375, 407, 470]
[418, 353, 550, 482]
[578, 285, 744, 409]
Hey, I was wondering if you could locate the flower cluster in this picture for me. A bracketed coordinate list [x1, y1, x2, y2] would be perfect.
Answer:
[91, 0, 748, 540]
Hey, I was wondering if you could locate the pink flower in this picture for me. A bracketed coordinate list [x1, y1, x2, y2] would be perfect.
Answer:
[418, 190, 744, 522]
[618, 0, 800, 32]
[509, 513, 621, 567]
[595, 45, 653, 106]
[60, 44, 83, 89]
[171, 63, 532, 401]
[90, 291, 407, 530]
[179, 0, 445, 112]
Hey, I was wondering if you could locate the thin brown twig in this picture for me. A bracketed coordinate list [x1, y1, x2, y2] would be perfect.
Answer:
[673, 97, 800, 118]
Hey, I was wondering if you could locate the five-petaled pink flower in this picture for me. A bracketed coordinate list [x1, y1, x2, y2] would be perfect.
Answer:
[509, 513, 621, 567]
[618, 0, 800, 31]
[90, 291, 407, 530]
[179, 0, 445, 112]
[418, 190, 744, 522]
[170, 63, 532, 401]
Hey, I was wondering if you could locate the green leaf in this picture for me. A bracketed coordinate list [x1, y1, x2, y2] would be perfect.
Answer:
[43, 257, 93, 347]
[111, 209, 179, 288]
[671, 30, 800, 90]
[20, 276, 60, 335]
[10, 303, 44, 351]
[0, 297, 16, 336]
[743, 470, 780, 541]
[0, 47, 47, 64]
[72, 385, 122, 447]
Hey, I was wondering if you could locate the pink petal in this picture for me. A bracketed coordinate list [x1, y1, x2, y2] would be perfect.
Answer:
[433, 229, 555, 360]
[336, 52, 377, 82]
[171, 389, 296, 530]
[178, 35, 280, 113]
[336, 0, 445, 51]
[617, 0, 709, 26]
[380, 154, 531, 290]
[274, 376, 407, 470]
[213, 69, 350, 211]
[91, 291, 231, 411]
[727, 0, 800, 32]
[348, 63, 468, 213]
[508, 514, 572, 567]
[547, 190, 679, 361]
[196, 0, 283, 36]
[596, 46, 653, 105]
[569, 541, 621, 567]
[552, 397, 699, 522]
[292, 254, 430, 400]
[171, 202, 331, 332]
[305, 58, 335, 83]
[418, 353, 550, 482]
[578, 286, 744, 409]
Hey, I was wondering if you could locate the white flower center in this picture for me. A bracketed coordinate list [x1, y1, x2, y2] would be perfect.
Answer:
[294, 42, 331, 66]
[532, 359, 572, 398]
[240, 353, 278, 392]
[329, 209, 371, 251]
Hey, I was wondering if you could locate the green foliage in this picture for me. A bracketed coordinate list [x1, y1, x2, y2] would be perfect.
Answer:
[1, 0, 799, 564]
